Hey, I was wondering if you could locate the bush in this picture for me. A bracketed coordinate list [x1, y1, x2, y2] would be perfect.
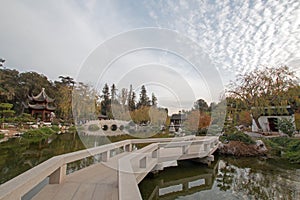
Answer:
[17, 113, 35, 123]
[40, 127, 56, 134]
[0, 134, 4, 139]
[197, 128, 208, 136]
[264, 137, 300, 164]
[22, 127, 56, 139]
[51, 125, 60, 132]
[220, 130, 255, 145]
[276, 118, 295, 137]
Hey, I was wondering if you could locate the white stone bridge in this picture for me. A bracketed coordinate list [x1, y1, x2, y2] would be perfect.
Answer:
[0, 135, 220, 200]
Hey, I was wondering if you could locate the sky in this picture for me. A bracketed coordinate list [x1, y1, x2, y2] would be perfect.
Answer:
[0, 0, 299, 113]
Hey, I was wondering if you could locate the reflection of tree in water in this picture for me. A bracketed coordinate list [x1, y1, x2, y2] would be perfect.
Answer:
[216, 158, 300, 200]
[216, 160, 235, 191]
[0, 132, 86, 184]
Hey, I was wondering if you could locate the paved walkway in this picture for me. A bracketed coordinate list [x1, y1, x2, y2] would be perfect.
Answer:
[33, 152, 129, 200]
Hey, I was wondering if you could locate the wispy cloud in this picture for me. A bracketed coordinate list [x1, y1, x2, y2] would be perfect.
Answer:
[145, 0, 300, 76]
[0, 0, 299, 111]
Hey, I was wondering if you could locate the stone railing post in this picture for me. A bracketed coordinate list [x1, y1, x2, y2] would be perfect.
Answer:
[125, 144, 132, 152]
[152, 149, 159, 158]
[101, 151, 108, 162]
[49, 164, 66, 184]
[182, 145, 188, 154]
[139, 157, 147, 168]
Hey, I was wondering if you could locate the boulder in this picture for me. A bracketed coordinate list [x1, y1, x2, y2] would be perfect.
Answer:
[219, 140, 268, 156]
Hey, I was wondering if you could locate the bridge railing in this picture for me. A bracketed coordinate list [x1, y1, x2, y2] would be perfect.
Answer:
[0, 135, 197, 200]
[0, 136, 218, 199]
[0, 138, 135, 200]
[118, 136, 219, 200]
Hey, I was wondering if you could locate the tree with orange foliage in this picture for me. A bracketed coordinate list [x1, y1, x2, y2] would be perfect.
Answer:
[184, 110, 211, 132]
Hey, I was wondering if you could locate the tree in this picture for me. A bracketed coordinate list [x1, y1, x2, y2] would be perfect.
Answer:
[276, 118, 295, 137]
[111, 84, 118, 104]
[54, 76, 76, 120]
[228, 66, 298, 130]
[151, 93, 157, 107]
[137, 85, 150, 108]
[184, 110, 211, 132]
[100, 83, 110, 116]
[72, 82, 98, 121]
[120, 88, 128, 108]
[0, 103, 15, 128]
[127, 85, 136, 111]
[129, 91, 136, 111]
[58, 76, 75, 87]
[194, 99, 209, 112]
[238, 110, 252, 127]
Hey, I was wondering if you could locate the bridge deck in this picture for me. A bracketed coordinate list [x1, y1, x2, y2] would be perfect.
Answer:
[33, 152, 129, 200]
[2, 136, 219, 200]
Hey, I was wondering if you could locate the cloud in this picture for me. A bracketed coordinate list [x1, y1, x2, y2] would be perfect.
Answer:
[145, 0, 300, 77]
[1, 0, 299, 112]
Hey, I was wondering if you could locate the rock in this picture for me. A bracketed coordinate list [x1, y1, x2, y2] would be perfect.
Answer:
[255, 140, 268, 154]
[219, 140, 268, 156]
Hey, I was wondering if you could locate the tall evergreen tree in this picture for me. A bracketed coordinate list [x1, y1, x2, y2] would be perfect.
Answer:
[120, 88, 128, 107]
[127, 84, 135, 111]
[129, 91, 136, 111]
[111, 84, 117, 104]
[137, 85, 150, 108]
[193, 99, 209, 112]
[100, 83, 110, 116]
[151, 93, 158, 107]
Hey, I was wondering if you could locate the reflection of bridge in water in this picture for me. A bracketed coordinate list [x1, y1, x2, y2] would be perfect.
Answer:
[140, 160, 219, 200]
[0, 136, 219, 200]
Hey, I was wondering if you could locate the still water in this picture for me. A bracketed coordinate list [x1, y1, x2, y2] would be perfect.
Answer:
[139, 157, 300, 200]
[0, 132, 113, 184]
[1, 133, 300, 200]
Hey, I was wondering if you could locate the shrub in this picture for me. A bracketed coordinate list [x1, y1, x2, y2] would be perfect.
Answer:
[264, 137, 300, 164]
[50, 125, 60, 132]
[276, 118, 295, 137]
[22, 127, 56, 139]
[220, 128, 255, 145]
[40, 127, 56, 135]
[197, 128, 208, 136]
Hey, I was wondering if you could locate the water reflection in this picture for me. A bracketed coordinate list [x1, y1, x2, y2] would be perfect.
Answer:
[139, 160, 218, 199]
[139, 157, 300, 200]
[0, 133, 87, 184]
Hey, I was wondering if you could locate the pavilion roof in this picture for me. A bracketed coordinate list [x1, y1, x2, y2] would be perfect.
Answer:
[29, 88, 55, 103]
[28, 103, 56, 111]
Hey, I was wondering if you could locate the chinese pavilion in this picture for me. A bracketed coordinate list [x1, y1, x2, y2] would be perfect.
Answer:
[28, 88, 56, 121]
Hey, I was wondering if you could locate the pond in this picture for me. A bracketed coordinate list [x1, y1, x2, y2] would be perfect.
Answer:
[139, 156, 300, 200]
[0, 132, 116, 184]
[1, 133, 300, 200]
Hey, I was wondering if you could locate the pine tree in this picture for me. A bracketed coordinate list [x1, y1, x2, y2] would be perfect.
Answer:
[111, 84, 118, 104]
[137, 85, 150, 108]
[151, 93, 157, 107]
[120, 88, 128, 107]
[100, 83, 110, 116]
[129, 91, 136, 111]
